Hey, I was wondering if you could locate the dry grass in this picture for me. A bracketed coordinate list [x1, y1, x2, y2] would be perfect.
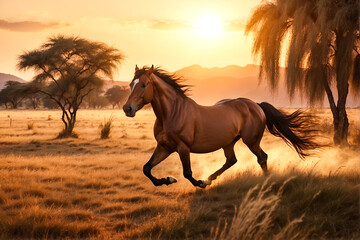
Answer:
[0, 108, 359, 239]
[212, 178, 305, 240]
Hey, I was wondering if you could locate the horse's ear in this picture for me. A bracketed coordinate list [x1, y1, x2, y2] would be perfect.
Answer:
[147, 65, 155, 75]
[135, 65, 139, 71]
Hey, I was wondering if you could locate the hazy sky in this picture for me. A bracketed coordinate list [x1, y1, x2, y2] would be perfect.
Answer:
[0, 0, 262, 82]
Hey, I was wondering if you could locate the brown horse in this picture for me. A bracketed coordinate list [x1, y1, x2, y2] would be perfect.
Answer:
[123, 65, 317, 188]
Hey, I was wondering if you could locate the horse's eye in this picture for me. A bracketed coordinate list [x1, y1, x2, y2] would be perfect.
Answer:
[141, 83, 146, 88]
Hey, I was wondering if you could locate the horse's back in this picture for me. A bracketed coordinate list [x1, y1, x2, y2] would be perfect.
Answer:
[215, 97, 266, 144]
[190, 98, 265, 152]
[215, 98, 264, 119]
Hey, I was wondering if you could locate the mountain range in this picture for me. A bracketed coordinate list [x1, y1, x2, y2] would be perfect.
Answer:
[175, 64, 358, 108]
[0, 73, 128, 92]
[0, 73, 26, 89]
[1, 65, 358, 107]
[176, 64, 305, 107]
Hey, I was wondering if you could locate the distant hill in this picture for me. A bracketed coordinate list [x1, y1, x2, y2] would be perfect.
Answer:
[103, 80, 128, 90]
[0, 73, 27, 89]
[175, 64, 359, 108]
[0, 73, 128, 91]
[175, 64, 303, 107]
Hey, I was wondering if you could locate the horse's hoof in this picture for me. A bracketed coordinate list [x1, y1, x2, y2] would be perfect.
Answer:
[167, 176, 177, 184]
[198, 179, 212, 188]
[203, 180, 212, 185]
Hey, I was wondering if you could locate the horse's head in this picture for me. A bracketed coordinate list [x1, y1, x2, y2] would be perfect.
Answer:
[123, 65, 155, 117]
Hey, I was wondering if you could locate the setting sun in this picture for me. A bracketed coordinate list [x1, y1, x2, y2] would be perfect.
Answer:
[193, 14, 223, 36]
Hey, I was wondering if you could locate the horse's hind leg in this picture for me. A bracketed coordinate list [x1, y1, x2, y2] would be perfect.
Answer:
[245, 142, 268, 174]
[208, 143, 237, 181]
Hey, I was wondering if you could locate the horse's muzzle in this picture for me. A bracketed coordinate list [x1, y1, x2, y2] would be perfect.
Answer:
[123, 104, 137, 117]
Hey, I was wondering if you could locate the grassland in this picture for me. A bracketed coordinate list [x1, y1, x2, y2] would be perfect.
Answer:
[0, 108, 359, 239]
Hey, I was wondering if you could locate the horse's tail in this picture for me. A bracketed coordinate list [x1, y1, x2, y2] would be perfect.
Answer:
[257, 102, 318, 158]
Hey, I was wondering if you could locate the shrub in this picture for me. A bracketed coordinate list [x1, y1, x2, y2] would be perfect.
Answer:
[27, 122, 34, 130]
[100, 116, 114, 139]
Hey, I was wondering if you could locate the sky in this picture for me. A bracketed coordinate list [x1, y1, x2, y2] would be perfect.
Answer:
[0, 0, 262, 82]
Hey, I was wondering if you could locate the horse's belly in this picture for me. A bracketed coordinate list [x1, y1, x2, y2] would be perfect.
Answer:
[190, 108, 241, 153]
[190, 143, 227, 153]
[190, 128, 239, 153]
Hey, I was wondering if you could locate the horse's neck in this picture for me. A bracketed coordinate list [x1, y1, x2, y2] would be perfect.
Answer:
[150, 75, 188, 123]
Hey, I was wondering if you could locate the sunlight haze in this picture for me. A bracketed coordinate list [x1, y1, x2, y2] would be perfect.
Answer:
[0, 0, 261, 82]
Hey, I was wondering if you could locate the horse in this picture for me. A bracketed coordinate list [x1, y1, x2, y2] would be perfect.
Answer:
[123, 65, 318, 188]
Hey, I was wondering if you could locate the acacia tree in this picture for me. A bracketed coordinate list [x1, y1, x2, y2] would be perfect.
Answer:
[20, 82, 43, 109]
[0, 92, 9, 109]
[246, 0, 359, 145]
[25, 91, 42, 109]
[84, 88, 109, 108]
[88, 95, 110, 109]
[105, 85, 130, 109]
[0, 81, 27, 109]
[18, 35, 123, 137]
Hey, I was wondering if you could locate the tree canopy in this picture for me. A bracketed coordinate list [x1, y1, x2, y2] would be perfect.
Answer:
[246, 0, 359, 144]
[18, 35, 124, 137]
[105, 85, 130, 109]
[0, 81, 27, 109]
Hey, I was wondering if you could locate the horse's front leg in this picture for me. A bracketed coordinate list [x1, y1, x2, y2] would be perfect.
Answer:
[178, 143, 211, 188]
[143, 145, 177, 186]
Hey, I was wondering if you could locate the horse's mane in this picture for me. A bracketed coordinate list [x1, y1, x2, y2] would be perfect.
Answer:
[134, 66, 189, 97]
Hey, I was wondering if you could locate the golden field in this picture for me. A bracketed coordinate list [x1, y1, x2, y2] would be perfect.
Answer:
[0, 108, 359, 239]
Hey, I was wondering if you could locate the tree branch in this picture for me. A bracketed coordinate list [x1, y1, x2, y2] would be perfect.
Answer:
[37, 64, 64, 91]
[329, 43, 336, 53]
[354, 47, 360, 55]
[78, 88, 94, 107]
[38, 89, 70, 123]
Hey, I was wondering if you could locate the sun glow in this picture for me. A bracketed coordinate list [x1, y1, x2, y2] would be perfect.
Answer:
[194, 14, 223, 36]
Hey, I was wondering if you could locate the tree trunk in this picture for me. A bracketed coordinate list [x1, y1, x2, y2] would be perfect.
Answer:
[328, 106, 349, 146]
[31, 98, 38, 109]
[323, 75, 346, 145]
[333, 106, 349, 145]
[62, 124, 74, 138]
[59, 109, 77, 138]
[11, 101, 18, 109]
[323, 75, 349, 145]
[332, 30, 350, 145]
